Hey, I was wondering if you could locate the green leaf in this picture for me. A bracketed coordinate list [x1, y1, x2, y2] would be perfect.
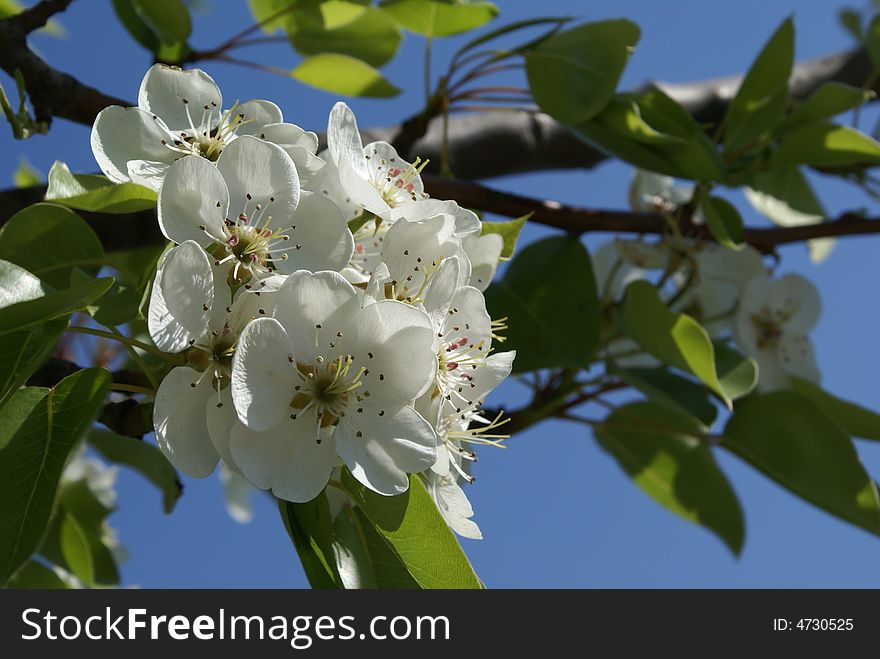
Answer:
[480, 214, 529, 259]
[743, 165, 831, 263]
[713, 342, 758, 402]
[7, 559, 70, 589]
[723, 392, 880, 536]
[596, 401, 744, 554]
[525, 19, 640, 125]
[248, 0, 316, 32]
[723, 18, 794, 155]
[289, 5, 401, 68]
[790, 377, 880, 441]
[620, 280, 729, 406]
[868, 14, 880, 70]
[839, 8, 862, 41]
[610, 365, 718, 427]
[0, 318, 66, 413]
[278, 493, 341, 589]
[380, 0, 497, 37]
[484, 236, 599, 373]
[576, 89, 725, 182]
[89, 429, 182, 513]
[776, 122, 880, 167]
[131, 0, 191, 45]
[112, 0, 190, 61]
[331, 502, 424, 588]
[342, 471, 482, 589]
[46, 161, 158, 214]
[783, 82, 875, 131]
[59, 511, 92, 585]
[291, 54, 400, 98]
[13, 158, 41, 188]
[0, 260, 113, 334]
[59, 480, 119, 586]
[0, 203, 103, 289]
[702, 196, 744, 248]
[0, 369, 111, 585]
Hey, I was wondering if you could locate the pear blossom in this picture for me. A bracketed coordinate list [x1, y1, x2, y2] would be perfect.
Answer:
[219, 463, 257, 524]
[735, 272, 821, 391]
[628, 169, 695, 214]
[230, 270, 439, 501]
[91, 64, 321, 190]
[679, 243, 765, 335]
[148, 240, 281, 477]
[325, 102, 429, 218]
[157, 135, 353, 283]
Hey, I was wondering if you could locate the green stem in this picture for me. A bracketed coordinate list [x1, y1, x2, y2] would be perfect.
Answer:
[108, 326, 161, 389]
[110, 383, 155, 396]
[66, 325, 183, 367]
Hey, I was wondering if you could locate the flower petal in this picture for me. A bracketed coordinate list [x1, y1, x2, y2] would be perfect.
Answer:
[273, 270, 360, 363]
[90, 105, 176, 185]
[426, 472, 482, 539]
[158, 155, 229, 246]
[778, 334, 821, 384]
[148, 240, 214, 353]
[138, 64, 222, 133]
[232, 99, 284, 135]
[336, 403, 438, 496]
[231, 317, 299, 432]
[216, 135, 300, 221]
[327, 101, 369, 180]
[230, 411, 337, 503]
[346, 300, 436, 401]
[206, 387, 238, 468]
[153, 366, 220, 478]
[770, 274, 821, 334]
[463, 233, 502, 291]
[279, 191, 354, 273]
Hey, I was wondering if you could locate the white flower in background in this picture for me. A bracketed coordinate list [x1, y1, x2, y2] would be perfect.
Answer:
[325, 102, 429, 217]
[735, 272, 821, 391]
[63, 446, 119, 509]
[219, 463, 257, 524]
[158, 135, 353, 283]
[680, 243, 765, 335]
[463, 232, 503, 291]
[148, 240, 283, 477]
[230, 270, 439, 501]
[628, 169, 695, 214]
[593, 240, 652, 302]
[91, 64, 321, 191]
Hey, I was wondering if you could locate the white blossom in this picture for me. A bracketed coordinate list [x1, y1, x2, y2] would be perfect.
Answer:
[735, 272, 821, 390]
[230, 270, 439, 501]
[91, 64, 320, 191]
[157, 135, 353, 282]
[325, 102, 429, 217]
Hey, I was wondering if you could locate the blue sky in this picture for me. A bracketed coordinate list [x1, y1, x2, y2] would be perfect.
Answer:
[3, 0, 880, 587]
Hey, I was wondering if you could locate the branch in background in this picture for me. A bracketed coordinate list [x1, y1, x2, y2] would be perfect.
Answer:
[386, 48, 877, 179]
[0, 0, 127, 127]
[4, 176, 880, 255]
[0, 1, 874, 179]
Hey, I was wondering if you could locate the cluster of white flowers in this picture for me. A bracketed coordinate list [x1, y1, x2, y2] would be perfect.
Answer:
[91, 65, 515, 539]
[599, 170, 822, 392]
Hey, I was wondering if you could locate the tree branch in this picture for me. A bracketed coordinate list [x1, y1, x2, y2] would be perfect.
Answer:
[5, 175, 880, 256]
[0, 0, 127, 126]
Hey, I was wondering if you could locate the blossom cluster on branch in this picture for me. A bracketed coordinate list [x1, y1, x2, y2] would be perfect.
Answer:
[90, 65, 515, 539]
